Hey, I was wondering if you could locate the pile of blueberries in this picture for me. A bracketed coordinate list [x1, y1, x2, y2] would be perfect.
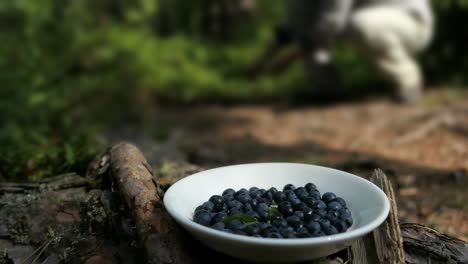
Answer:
[193, 183, 353, 238]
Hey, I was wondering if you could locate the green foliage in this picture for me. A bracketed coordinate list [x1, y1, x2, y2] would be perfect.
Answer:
[0, 0, 466, 180]
[422, 0, 468, 85]
[223, 214, 258, 225]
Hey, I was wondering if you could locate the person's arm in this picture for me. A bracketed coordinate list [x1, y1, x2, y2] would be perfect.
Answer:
[265, 48, 305, 75]
[313, 0, 353, 44]
[246, 24, 293, 79]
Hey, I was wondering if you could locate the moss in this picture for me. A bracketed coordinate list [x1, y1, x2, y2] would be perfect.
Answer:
[0, 253, 14, 264]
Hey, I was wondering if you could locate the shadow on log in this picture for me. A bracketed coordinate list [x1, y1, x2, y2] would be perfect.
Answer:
[1, 143, 467, 263]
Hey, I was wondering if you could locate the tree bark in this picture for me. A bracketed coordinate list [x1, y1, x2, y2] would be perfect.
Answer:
[86, 142, 194, 264]
[401, 223, 468, 264]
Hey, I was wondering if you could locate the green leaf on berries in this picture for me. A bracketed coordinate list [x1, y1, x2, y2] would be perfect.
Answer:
[269, 207, 281, 217]
[223, 214, 258, 225]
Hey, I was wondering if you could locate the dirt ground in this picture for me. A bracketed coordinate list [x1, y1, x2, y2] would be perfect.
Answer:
[110, 88, 468, 240]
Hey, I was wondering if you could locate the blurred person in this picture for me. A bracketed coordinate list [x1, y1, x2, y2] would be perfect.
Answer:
[248, 0, 434, 103]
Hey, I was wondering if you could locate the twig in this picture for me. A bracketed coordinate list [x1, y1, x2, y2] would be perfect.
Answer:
[19, 239, 51, 264]
[392, 113, 456, 146]
[31, 239, 53, 264]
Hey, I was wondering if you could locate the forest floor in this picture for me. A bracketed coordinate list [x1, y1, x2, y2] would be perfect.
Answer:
[106, 87, 468, 240]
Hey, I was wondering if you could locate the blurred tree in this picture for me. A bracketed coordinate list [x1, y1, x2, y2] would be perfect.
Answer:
[423, 0, 468, 84]
[155, 0, 257, 41]
[0, 0, 466, 180]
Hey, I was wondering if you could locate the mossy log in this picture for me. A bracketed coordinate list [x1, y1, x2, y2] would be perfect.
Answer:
[1, 143, 467, 264]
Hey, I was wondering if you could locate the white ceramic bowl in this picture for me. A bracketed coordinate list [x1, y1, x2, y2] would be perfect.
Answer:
[163, 163, 389, 262]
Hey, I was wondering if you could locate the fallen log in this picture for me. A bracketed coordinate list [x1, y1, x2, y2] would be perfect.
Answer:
[0, 177, 142, 263]
[402, 223, 468, 264]
[86, 142, 194, 264]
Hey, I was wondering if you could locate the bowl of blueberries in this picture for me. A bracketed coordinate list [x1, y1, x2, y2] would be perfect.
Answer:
[163, 163, 390, 262]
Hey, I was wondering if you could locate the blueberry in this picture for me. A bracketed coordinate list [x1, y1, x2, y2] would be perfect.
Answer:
[214, 203, 228, 212]
[280, 226, 295, 233]
[289, 196, 302, 208]
[243, 203, 253, 212]
[271, 219, 288, 228]
[212, 222, 225, 230]
[250, 190, 262, 200]
[263, 190, 274, 202]
[222, 188, 236, 196]
[234, 230, 248, 236]
[194, 211, 212, 226]
[234, 191, 252, 204]
[267, 232, 283, 239]
[253, 234, 262, 238]
[327, 201, 343, 211]
[326, 210, 340, 223]
[322, 192, 337, 204]
[311, 200, 326, 211]
[286, 215, 302, 229]
[211, 212, 227, 224]
[295, 187, 309, 201]
[316, 209, 327, 218]
[302, 207, 314, 221]
[294, 202, 307, 211]
[302, 196, 316, 207]
[245, 210, 260, 220]
[201, 201, 215, 212]
[280, 228, 296, 238]
[319, 218, 331, 228]
[338, 208, 352, 219]
[223, 194, 235, 203]
[278, 201, 294, 216]
[268, 187, 278, 194]
[305, 221, 321, 233]
[270, 213, 283, 222]
[261, 226, 279, 236]
[284, 190, 296, 198]
[344, 216, 353, 227]
[194, 205, 205, 213]
[258, 222, 270, 231]
[323, 225, 338, 235]
[227, 219, 246, 231]
[309, 190, 321, 200]
[293, 210, 304, 220]
[238, 188, 249, 193]
[258, 197, 272, 206]
[334, 221, 348, 233]
[305, 183, 317, 193]
[283, 184, 296, 192]
[229, 207, 242, 216]
[331, 197, 347, 207]
[249, 187, 259, 193]
[255, 203, 270, 220]
[225, 199, 235, 208]
[224, 229, 234, 234]
[273, 192, 287, 203]
[209, 195, 224, 206]
[308, 213, 322, 222]
[312, 231, 326, 237]
[296, 226, 311, 238]
[255, 203, 270, 213]
[227, 200, 243, 210]
[245, 224, 261, 235]
[250, 199, 259, 207]
[256, 211, 270, 222]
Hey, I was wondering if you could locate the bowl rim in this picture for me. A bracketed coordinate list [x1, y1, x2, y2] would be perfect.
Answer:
[163, 162, 390, 246]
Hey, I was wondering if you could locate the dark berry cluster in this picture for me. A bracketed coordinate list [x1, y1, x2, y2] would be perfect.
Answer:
[193, 183, 353, 238]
